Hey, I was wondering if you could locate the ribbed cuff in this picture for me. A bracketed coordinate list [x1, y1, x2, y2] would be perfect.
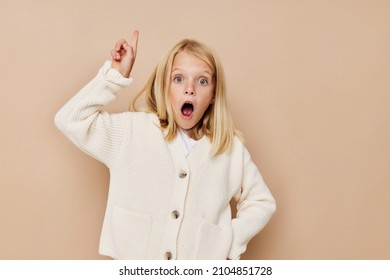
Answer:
[101, 60, 134, 87]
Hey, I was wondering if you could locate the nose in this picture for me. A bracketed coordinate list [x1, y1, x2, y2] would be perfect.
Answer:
[185, 82, 195, 95]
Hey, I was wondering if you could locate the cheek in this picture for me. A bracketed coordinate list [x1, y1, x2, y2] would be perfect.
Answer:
[170, 83, 182, 99]
[168, 91, 180, 113]
[198, 98, 214, 114]
[202, 88, 215, 105]
[197, 84, 213, 95]
[168, 83, 177, 100]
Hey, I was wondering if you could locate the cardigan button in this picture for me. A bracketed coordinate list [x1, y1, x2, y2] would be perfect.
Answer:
[178, 169, 187, 178]
[164, 251, 173, 260]
[172, 210, 180, 219]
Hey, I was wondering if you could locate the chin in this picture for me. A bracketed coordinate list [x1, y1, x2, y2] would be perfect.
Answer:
[176, 119, 196, 130]
[179, 124, 194, 130]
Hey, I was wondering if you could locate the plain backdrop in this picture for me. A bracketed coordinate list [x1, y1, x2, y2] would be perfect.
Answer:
[0, 0, 389, 259]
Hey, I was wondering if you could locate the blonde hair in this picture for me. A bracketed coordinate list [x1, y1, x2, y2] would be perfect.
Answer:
[130, 39, 242, 156]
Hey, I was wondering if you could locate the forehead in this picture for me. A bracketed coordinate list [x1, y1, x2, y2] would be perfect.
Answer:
[172, 51, 214, 75]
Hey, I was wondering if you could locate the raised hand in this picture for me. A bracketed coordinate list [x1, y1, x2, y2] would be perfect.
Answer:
[111, 30, 139, 78]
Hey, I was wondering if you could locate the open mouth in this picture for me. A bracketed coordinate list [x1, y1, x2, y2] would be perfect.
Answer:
[181, 101, 194, 118]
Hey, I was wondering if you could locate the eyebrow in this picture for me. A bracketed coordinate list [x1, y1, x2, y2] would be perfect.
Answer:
[171, 67, 213, 76]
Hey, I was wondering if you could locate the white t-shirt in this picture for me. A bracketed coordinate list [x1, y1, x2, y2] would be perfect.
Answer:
[178, 129, 199, 157]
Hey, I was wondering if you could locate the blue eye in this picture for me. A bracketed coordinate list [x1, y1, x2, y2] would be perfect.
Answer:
[199, 78, 208, 85]
[174, 76, 184, 83]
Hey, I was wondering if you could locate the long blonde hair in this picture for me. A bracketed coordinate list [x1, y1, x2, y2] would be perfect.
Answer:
[130, 39, 242, 156]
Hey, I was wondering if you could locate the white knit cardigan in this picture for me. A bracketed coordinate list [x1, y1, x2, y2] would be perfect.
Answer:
[54, 61, 276, 260]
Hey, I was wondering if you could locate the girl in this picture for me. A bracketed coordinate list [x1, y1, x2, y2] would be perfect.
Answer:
[55, 31, 276, 260]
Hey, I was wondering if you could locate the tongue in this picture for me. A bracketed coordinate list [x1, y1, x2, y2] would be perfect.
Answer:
[182, 104, 193, 117]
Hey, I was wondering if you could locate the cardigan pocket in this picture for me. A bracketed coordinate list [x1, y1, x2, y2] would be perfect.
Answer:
[193, 219, 233, 260]
[110, 205, 152, 259]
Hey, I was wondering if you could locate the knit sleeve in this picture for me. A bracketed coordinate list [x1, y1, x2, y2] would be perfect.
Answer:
[54, 61, 133, 168]
[228, 147, 276, 260]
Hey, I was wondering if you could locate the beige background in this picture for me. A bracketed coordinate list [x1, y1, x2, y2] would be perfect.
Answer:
[0, 0, 389, 259]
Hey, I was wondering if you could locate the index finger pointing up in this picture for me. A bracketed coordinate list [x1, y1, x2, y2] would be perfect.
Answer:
[131, 30, 139, 55]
